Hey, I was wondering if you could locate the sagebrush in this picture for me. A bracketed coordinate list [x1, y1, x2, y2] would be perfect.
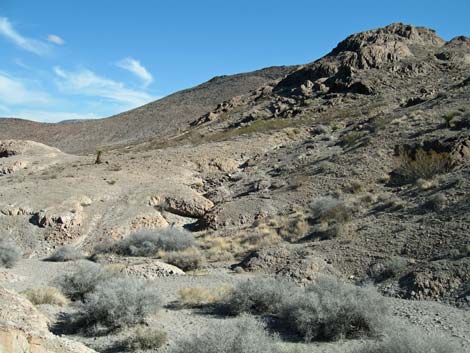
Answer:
[170, 315, 282, 353]
[57, 261, 113, 301]
[355, 328, 460, 353]
[75, 276, 161, 330]
[221, 275, 388, 342]
[161, 247, 205, 271]
[224, 276, 297, 315]
[96, 228, 195, 257]
[280, 275, 387, 341]
[125, 327, 167, 350]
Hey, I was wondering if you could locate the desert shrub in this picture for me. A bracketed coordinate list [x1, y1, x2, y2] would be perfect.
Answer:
[22, 287, 67, 306]
[310, 197, 352, 224]
[395, 147, 452, 181]
[425, 193, 447, 211]
[355, 329, 459, 353]
[57, 261, 113, 301]
[442, 111, 459, 128]
[369, 257, 408, 281]
[223, 276, 299, 316]
[341, 130, 367, 147]
[343, 180, 365, 194]
[161, 247, 206, 271]
[279, 275, 387, 342]
[178, 285, 231, 308]
[169, 315, 282, 353]
[0, 238, 21, 268]
[46, 245, 84, 262]
[310, 197, 352, 239]
[125, 327, 167, 350]
[76, 276, 161, 330]
[98, 228, 195, 257]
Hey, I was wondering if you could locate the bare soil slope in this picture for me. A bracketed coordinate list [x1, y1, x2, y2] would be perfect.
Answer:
[0, 66, 296, 154]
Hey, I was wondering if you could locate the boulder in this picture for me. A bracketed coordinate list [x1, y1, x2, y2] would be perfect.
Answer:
[163, 193, 214, 218]
[0, 288, 97, 353]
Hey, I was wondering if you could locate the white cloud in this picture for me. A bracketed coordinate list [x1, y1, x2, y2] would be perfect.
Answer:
[0, 72, 50, 105]
[13, 110, 99, 123]
[117, 58, 153, 87]
[53, 66, 155, 107]
[0, 17, 49, 55]
[47, 34, 65, 45]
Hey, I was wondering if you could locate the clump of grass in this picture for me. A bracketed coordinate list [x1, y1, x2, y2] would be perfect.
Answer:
[161, 247, 206, 271]
[46, 245, 84, 262]
[0, 238, 21, 268]
[125, 327, 167, 350]
[96, 228, 195, 257]
[169, 315, 282, 353]
[57, 261, 113, 301]
[395, 147, 452, 181]
[75, 276, 161, 331]
[178, 285, 231, 308]
[22, 287, 67, 306]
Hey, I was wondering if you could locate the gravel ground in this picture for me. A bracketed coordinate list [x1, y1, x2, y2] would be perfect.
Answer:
[1, 259, 469, 353]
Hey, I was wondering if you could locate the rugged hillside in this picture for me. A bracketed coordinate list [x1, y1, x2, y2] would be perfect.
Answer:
[0, 66, 296, 154]
[1, 22, 470, 353]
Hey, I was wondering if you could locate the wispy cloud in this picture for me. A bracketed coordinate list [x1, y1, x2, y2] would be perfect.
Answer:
[0, 17, 49, 56]
[53, 66, 155, 107]
[47, 34, 65, 45]
[116, 58, 153, 87]
[0, 72, 51, 105]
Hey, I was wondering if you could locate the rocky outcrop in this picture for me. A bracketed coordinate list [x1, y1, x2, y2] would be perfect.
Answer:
[0, 288, 96, 353]
[275, 23, 445, 96]
[236, 246, 339, 283]
[92, 254, 185, 278]
[161, 193, 214, 218]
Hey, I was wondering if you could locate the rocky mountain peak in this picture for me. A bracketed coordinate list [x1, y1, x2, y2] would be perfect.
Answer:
[275, 23, 447, 94]
[328, 22, 445, 70]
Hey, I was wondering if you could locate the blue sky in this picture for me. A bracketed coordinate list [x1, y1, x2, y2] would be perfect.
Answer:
[0, 0, 469, 123]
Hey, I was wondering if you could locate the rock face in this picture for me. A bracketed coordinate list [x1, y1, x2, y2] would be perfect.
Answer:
[275, 23, 445, 95]
[237, 246, 338, 283]
[92, 254, 185, 278]
[0, 288, 97, 353]
[0, 140, 67, 175]
[163, 193, 214, 218]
